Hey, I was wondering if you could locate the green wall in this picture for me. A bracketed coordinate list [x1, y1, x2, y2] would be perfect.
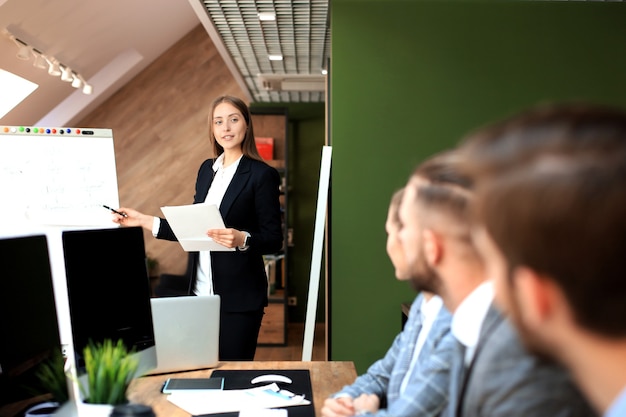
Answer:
[330, 1, 626, 372]
[251, 102, 327, 323]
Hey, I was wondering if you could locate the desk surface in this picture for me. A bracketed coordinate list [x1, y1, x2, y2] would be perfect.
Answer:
[128, 361, 357, 417]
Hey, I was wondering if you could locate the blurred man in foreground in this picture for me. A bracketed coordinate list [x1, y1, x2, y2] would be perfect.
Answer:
[457, 103, 626, 416]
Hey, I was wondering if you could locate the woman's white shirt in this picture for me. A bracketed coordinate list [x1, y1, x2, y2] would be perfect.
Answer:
[194, 154, 242, 295]
[151, 154, 242, 295]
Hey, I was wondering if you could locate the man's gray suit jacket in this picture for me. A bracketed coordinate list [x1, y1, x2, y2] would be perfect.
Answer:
[445, 303, 597, 417]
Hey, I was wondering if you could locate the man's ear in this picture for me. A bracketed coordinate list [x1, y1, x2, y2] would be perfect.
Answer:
[422, 229, 442, 266]
[513, 266, 557, 326]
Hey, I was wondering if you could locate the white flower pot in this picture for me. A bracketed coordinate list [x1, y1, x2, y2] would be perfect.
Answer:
[76, 401, 114, 417]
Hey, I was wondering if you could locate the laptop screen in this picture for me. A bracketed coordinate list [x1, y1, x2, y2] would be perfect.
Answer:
[148, 295, 220, 374]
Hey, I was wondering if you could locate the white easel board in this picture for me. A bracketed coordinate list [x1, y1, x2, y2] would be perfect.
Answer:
[302, 146, 332, 361]
[0, 126, 123, 403]
[0, 126, 120, 232]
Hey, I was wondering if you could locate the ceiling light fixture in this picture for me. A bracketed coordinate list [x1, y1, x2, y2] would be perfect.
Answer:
[71, 73, 83, 88]
[258, 74, 326, 92]
[268, 55, 283, 61]
[258, 12, 276, 21]
[69, 73, 93, 95]
[2, 28, 93, 95]
[46, 57, 62, 76]
[32, 51, 47, 69]
[82, 81, 93, 95]
[60, 65, 73, 82]
[12, 37, 31, 60]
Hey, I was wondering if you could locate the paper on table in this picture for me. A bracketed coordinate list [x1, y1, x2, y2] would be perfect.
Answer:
[160, 203, 235, 252]
[239, 409, 287, 417]
[166, 383, 310, 415]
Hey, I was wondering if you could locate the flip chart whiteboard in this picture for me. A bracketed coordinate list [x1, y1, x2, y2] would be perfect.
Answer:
[0, 126, 120, 233]
[0, 126, 122, 372]
[302, 146, 332, 361]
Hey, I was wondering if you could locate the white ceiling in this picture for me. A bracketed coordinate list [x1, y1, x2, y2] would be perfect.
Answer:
[0, 0, 329, 127]
[0, 0, 199, 126]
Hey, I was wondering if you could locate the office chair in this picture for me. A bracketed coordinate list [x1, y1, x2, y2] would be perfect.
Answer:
[154, 255, 193, 297]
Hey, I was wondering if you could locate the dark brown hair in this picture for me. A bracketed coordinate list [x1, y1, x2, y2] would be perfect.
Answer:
[459, 102, 626, 178]
[208, 95, 264, 162]
[461, 103, 626, 337]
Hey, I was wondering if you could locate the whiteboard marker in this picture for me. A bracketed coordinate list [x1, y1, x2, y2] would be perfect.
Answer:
[102, 204, 128, 218]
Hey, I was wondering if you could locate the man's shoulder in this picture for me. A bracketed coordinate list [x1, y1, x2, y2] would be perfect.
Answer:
[479, 313, 520, 356]
[476, 316, 549, 373]
[469, 317, 596, 416]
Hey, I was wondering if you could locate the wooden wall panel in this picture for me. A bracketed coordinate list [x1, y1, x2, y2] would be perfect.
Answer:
[78, 24, 247, 275]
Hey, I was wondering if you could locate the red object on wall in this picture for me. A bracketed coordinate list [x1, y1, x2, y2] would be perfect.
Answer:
[256, 137, 274, 160]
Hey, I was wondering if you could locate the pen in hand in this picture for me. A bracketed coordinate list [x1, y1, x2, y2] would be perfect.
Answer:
[103, 204, 128, 218]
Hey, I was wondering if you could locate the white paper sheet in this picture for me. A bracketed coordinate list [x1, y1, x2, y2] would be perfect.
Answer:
[166, 383, 310, 415]
[160, 203, 235, 252]
[239, 409, 287, 417]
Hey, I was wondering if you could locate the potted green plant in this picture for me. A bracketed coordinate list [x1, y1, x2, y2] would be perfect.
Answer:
[35, 349, 69, 404]
[24, 348, 69, 415]
[77, 339, 139, 416]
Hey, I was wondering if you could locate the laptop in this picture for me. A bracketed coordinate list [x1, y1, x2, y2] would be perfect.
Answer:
[147, 295, 221, 375]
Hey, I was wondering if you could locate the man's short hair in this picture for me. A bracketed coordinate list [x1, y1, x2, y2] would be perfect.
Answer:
[409, 150, 475, 244]
[388, 188, 405, 228]
[459, 102, 626, 337]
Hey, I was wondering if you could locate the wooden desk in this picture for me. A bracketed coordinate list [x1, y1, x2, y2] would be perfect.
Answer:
[128, 361, 357, 416]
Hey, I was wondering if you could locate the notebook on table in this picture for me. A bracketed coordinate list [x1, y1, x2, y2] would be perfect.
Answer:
[194, 369, 314, 417]
[147, 295, 220, 375]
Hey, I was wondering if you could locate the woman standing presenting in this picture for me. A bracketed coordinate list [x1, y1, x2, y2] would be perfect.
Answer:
[113, 95, 283, 360]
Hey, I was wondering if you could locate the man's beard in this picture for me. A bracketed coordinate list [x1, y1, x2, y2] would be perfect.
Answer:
[408, 254, 442, 294]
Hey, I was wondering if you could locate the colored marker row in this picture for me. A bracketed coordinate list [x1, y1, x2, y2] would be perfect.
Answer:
[2, 126, 82, 134]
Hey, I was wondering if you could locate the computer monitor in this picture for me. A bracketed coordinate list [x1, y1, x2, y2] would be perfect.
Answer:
[0, 234, 70, 417]
[61, 226, 156, 381]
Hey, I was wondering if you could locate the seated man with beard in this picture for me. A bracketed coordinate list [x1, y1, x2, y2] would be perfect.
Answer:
[322, 188, 456, 417]
[398, 149, 596, 417]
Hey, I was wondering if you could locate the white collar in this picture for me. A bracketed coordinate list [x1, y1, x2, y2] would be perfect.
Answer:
[212, 153, 243, 173]
[420, 294, 444, 321]
[451, 281, 494, 350]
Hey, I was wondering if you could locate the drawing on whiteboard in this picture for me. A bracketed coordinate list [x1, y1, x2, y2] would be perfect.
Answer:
[0, 130, 120, 228]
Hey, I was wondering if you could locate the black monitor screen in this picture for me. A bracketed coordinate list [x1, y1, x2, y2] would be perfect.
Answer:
[61, 226, 155, 373]
[0, 234, 69, 416]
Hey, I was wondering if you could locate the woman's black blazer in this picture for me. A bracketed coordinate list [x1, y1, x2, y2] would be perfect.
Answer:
[156, 156, 283, 312]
